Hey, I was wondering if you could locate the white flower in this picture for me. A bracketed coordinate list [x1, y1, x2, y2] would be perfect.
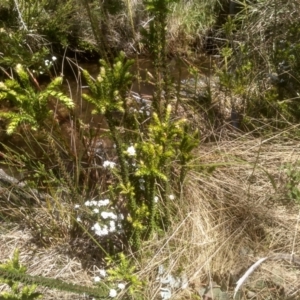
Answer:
[101, 212, 110, 219]
[52, 56, 57, 61]
[91, 200, 98, 206]
[76, 217, 82, 222]
[118, 283, 126, 290]
[93, 208, 99, 213]
[74, 204, 80, 209]
[94, 225, 109, 237]
[94, 276, 101, 282]
[45, 60, 49, 66]
[97, 199, 110, 206]
[103, 161, 116, 169]
[92, 223, 101, 232]
[169, 195, 175, 200]
[109, 289, 117, 297]
[101, 211, 117, 220]
[92, 223, 109, 236]
[85, 200, 92, 206]
[154, 196, 159, 203]
[109, 212, 117, 220]
[99, 269, 106, 277]
[126, 146, 136, 156]
[109, 220, 116, 232]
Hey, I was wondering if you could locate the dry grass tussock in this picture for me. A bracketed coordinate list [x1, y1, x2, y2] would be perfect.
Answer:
[1, 127, 300, 298]
[138, 127, 300, 298]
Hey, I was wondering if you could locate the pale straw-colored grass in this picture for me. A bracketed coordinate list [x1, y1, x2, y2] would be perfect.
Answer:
[136, 126, 300, 299]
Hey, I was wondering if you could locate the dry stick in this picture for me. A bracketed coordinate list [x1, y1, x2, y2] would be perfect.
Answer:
[233, 253, 300, 298]
[13, 0, 28, 31]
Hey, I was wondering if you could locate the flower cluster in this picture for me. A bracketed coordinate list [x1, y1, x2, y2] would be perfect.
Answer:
[32, 56, 57, 75]
[103, 160, 116, 169]
[126, 145, 136, 156]
[85, 199, 110, 207]
[74, 198, 124, 238]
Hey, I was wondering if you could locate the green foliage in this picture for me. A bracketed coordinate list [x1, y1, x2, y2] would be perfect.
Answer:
[0, 250, 110, 299]
[0, 0, 79, 72]
[82, 52, 198, 249]
[82, 52, 134, 116]
[168, 0, 219, 37]
[0, 249, 42, 300]
[0, 28, 49, 70]
[0, 64, 74, 134]
[106, 253, 143, 296]
[284, 161, 300, 203]
[221, 0, 300, 127]
[141, 0, 180, 117]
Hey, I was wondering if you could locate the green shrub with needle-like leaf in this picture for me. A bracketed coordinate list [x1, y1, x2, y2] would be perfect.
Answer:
[0, 64, 74, 134]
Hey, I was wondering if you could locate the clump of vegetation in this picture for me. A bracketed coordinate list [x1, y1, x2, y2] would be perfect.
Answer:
[0, 249, 42, 300]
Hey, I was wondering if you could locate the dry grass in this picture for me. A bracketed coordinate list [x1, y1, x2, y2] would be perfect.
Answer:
[1, 126, 300, 299]
[136, 126, 300, 299]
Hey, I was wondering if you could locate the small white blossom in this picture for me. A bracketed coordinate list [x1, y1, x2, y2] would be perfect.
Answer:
[101, 211, 117, 220]
[45, 60, 49, 66]
[91, 200, 98, 206]
[109, 289, 117, 297]
[93, 208, 99, 214]
[76, 217, 82, 222]
[85, 200, 92, 206]
[118, 283, 126, 290]
[92, 223, 109, 236]
[101, 212, 109, 219]
[95, 226, 109, 237]
[103, 160, 116, 169]
[92, 223, 101, 231]
[74, 204, 80, 209]
[94, 276, 101, 282]
[109, 220, 116, 232]
[99, 269, 106, 277]
[154, 196, 159, 203]
[169, 195, 175, 200]
[110, 212, 117, 220]
[126, 146, 136, 156]
[97, 199, 110, 206]
[52, 56, 57, 61]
